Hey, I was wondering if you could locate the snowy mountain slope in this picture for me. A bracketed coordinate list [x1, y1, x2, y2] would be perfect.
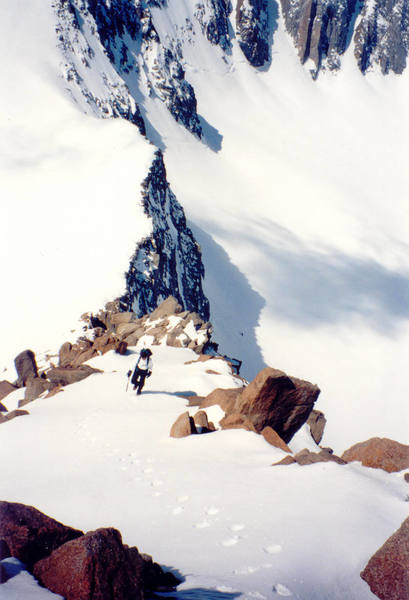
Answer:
[1, 347, 408, 600]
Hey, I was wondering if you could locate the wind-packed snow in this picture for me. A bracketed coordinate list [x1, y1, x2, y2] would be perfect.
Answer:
[1, 347, 408, 600]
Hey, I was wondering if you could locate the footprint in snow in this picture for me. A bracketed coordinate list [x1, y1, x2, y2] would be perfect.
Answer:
[194, 521, 210, 529]
[205, 506, 219, 516]
[233, 566, 260, 575]
[221, 537, 239, 547]
[263, 544, 282, 554]
[273, 583, 292, 596]
[230, 523, 245, 532]
[246, 592, 267, 599]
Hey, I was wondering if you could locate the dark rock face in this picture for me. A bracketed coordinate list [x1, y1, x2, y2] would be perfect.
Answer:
[280, 0, 357, 75]
[236, 0, 271, 67]
[33, 528, 144, 600]
[234, 367, 320, 442]
[354, 0, 409, 74]
[0, 501, 83, 570]
[195, 0, 233, 51]
[361, 517, 409, 600]
[341, 437, 409, 473]
[14, 350, 38, 387]
[122, 151, 210, 321]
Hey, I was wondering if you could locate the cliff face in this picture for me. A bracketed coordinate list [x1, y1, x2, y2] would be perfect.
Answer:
[195, 0, 233, 52]
[279, 0, 358, 75]
[236, 0, 271, 67]
[354, 0, 409, 74]
[122, 151, 210, 321]
[54, 0, 202, 138]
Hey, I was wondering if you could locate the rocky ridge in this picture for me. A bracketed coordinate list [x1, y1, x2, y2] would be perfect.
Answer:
[52, 0, 409, 151]
[122, 150, 210, 321]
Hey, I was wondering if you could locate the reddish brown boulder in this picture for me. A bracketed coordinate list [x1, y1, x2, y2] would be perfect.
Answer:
[33, 528, 144, 600]
[14, 350, 38, 387]
[307, 409, 326, 445]
[170, 412, 197, 438]
[110, 312, 134, 326]
[0, 501, 83, 570]
[0, 381, 17, 402]
[341, 438, 409, 473]
[261, 427, 292, 453]
[219, 413, 257, 433]
[234, 367, 320, 442]
[361, 517, 409, 600]
[46, 365, 102, 386]
[273, 448, 346, 466]
[200, 388, 242, 413]
[0, 409, 29, 424]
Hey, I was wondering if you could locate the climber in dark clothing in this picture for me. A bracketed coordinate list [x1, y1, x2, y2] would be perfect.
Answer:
[129, 348, 153, 395]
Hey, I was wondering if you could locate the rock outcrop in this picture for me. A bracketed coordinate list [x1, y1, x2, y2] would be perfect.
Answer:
[33, 528, 144, 600]
[341, 437, 409, 473]
[195, 0, 233, 52]
[261, 426, 292, 452]
[354, 0, 409, 74]
[273, 448, 346, 466]
[361, 517, 409, 600]
[236, 0, 271, 67]
[122, 151, 210, 321]
[14, 350, 38, 387]
[1, 502, 180, 599]
[234, 367, 320, 442]
[54, 0, 202, 139]
[307, 409, 326, 445]
[0, 501, 83, 570]
[0, 409, 29, 425]
[280, 0, 357, 76]
[199, 367, 319, 442]
[170, 412, 198, 438]
[0, 381, 17, 402]
[46, 365, 102, 387]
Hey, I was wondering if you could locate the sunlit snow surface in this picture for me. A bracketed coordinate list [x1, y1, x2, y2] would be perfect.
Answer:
[1, 348, 408, 600]
[1, 2, 409, 598]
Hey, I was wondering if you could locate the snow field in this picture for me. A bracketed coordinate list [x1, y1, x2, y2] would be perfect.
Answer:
[1, 346, 408, 600]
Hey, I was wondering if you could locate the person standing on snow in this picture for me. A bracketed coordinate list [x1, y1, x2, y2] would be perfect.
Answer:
[129, 348, 153, 395]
